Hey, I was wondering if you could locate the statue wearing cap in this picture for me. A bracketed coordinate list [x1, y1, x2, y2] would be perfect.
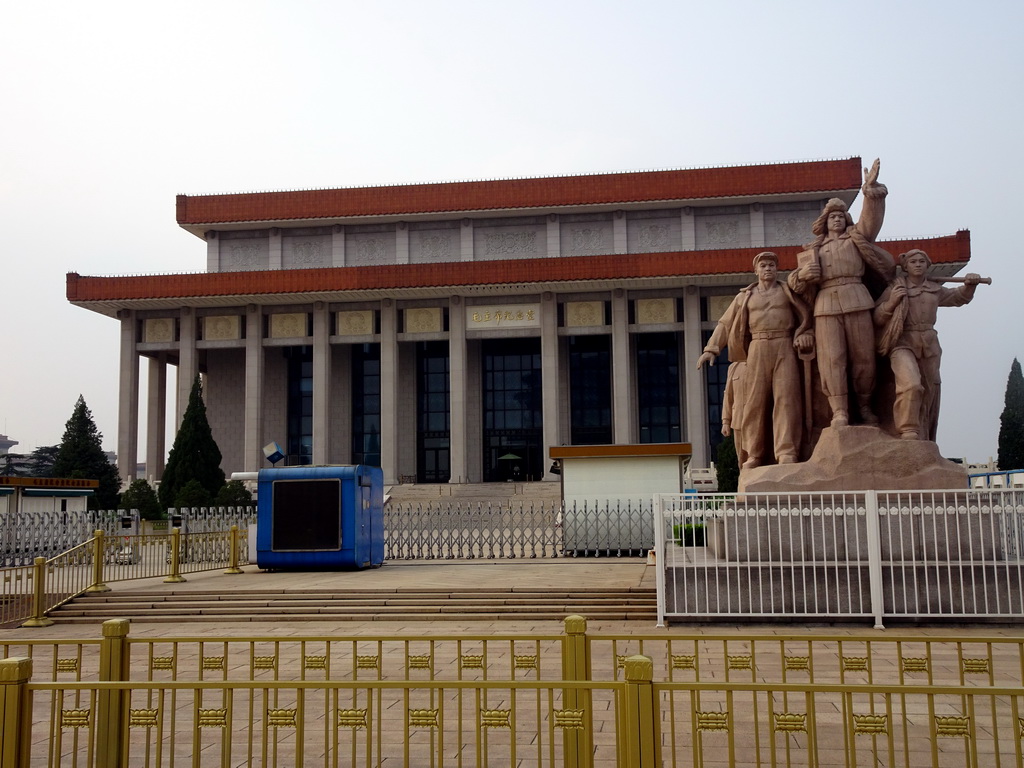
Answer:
[697, 251, 814, 469]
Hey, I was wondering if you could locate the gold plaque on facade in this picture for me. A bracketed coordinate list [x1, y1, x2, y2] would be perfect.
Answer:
[270, 313, 307, 339]
[144, 318, 174, 343]
[203, 315, 240, 341]
[337, 310, 374, 336]
[635, 298, 675, 325]
[404, 307, 442, 334]
[565, 301, 604, 328]
[707, 295, 733, 323]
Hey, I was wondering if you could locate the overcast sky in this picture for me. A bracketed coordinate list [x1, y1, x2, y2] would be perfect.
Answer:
[2, 0, 1021, 465]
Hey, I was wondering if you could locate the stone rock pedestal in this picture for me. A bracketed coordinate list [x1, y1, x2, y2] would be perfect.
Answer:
[739, 425, 968, 493]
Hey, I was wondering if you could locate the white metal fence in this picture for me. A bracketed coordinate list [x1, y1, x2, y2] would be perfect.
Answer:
[654, 489, 1024, 627]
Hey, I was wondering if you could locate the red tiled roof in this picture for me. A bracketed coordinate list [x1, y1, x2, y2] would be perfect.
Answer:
[67, 232, 970, 303]
[176, 159, 864, 225]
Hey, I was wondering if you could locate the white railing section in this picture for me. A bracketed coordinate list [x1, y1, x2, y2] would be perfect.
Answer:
[654, 489, 1024, 627]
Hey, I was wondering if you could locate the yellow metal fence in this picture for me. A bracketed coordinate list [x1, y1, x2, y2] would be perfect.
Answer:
[0, 528, 244, 628]
[3, 619, 1024, 766]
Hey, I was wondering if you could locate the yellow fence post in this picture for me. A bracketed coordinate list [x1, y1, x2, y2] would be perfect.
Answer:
[21, 557, 54, 628]
[562, 615, 592, 768]
[96, 619, 131, 768]
[164, 528, 186, 583]
[224, 525, 243, 574]
[618, 655, 661, 768]
[0, 657, 33, 768]
[86, 529, 111, 593]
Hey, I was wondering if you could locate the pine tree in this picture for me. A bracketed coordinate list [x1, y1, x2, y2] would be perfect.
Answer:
[998, 358, 1024, 470]
[52, 396, 121, 509]
[159, 376, 225, 509]
[715, 434, 740, 493]
[119, 478, 163, 521]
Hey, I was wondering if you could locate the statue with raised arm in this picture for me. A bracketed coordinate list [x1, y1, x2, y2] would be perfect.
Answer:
[873, 249, 985, 442]
[698, 251, 813, 469]
[788, 159, 896, 428]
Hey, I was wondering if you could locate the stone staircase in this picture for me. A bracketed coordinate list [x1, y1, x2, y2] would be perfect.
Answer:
[47, 585, 656, 624]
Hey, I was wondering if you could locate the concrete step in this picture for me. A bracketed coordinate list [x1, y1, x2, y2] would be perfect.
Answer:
[48, 586, 656, 624]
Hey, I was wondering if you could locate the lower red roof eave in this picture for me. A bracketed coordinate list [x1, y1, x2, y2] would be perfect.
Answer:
[67, 232, 970, 303]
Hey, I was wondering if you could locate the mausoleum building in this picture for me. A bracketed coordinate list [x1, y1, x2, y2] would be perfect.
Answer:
[66, 158, 972, 485]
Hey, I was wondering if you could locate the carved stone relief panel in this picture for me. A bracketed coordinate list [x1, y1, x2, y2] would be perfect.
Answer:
[694, 210, 751, 250]
[282, 236, 329, 269]
[410, 230, 457, 264]
[404, 307, 442, 334]
[336, 310, 374, 336]
[565, 301, 605, 328]
[223, 240, 270, 272]
[202, 315, 241, 341]
[473, 225, 546, 261]
[764, 204, 819, 246]
[144, 318, 175, 343]
[270, 313, 308, 339]
[627, 214, 681, 253]
[561, 223, 613, 256]
[635, 298, 676, 325]
[346, 230, 396, 266]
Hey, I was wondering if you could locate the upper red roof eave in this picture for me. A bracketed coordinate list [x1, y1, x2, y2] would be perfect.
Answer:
[176, 159, 864, 226]
[67, 232, 971, 304]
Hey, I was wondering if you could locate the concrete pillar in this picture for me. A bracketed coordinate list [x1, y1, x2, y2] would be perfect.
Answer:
[116, 310, 139, 485]
[244, 306, 264, 472]
[613, 211, 627, 254]
[448, 297, 468, 484]
[175, 309, 197, 428]
[312, 302, 330, 464]
[683, 287, 708, 467]
[269, 228, 282, 269]
[541, 292, 560, 479]
[205, 231, 218, 272]
[396, 223, 410, 264]
[750, 203, 765, 248]
[332, 225, 345, 267]
[145, 355, 167, 482]
[547, 214, 560, 257]
[611, 290, 632, 443]
[460, 219, 474, 261]
[380, 300, 399, 484]
[680, 208, 696, 251]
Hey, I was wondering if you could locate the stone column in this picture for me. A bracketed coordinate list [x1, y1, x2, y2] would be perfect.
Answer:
[205, 231, 218, 272]
[750, 203, 765, 248]
[332, 224, 345, 267]
[379, 300, 399, 484]
[312, 302, 330, 464]
[396, 223, 410, 264]
[176, 309, 197, 427]
[611, 289, 632, 443]
[683, 287, 708, 467]
[680, 208, 696, 251]
[116, 310, 139, 485]
[448, 297, 468, 484]
[460, 219, 474, 261]
[541, 292, 560, 479]
[613, 211, 627, 254]
[546, 214, 560, 257]
[268, 228, 282, 269]
[146, 355, 167, 482]
[244, 306, 264, 472]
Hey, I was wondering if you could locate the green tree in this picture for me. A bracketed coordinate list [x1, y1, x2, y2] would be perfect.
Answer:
[215, 479, 253, 507]
[715, 434, 740, 493]
[27, 445, 59, 477]
[174, 478, 213, 508]
[998, 358, 1024, 470]
[52, 396, 121, 509]
[159, 376, 225, 509]
[1, 453, 25, 476]
[119, 478, 163, 521]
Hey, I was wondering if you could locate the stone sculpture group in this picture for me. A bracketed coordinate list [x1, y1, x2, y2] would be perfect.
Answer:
[697, 160, 987, 491]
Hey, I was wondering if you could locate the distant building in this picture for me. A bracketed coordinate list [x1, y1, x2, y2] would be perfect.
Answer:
[0, 434, 17, 454]
[67, 158, 972, 485]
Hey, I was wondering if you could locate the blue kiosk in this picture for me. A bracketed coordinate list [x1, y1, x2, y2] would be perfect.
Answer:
[255, 465, 384, 570]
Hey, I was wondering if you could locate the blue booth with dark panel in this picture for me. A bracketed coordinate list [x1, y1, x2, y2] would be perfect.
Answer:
[255, 465, 384, 570]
